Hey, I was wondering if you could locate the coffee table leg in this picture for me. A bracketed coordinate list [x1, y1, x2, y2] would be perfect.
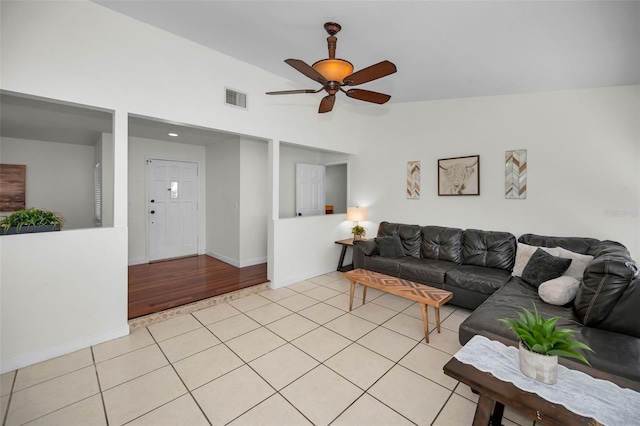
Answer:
[349, 281, 355, 311]
[362, 285, 368, 305]
[436, 307, 442, 333]
[421, 304, 430, 343]
[473, 394, 495, 426]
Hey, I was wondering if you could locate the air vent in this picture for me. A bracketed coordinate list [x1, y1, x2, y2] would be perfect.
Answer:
[225, 88, 247, 109]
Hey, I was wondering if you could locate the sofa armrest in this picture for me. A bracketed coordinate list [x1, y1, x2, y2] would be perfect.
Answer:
[353, 240, 379, 269]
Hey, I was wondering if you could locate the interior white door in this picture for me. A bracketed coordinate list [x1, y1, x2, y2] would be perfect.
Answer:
[147, 159, 199, 261]
[296, 163, 325, 216]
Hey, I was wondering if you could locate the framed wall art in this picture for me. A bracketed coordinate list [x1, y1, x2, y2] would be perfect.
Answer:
[505, 149, 527, 199]
[407, 161, 420, 199]
[0, 164, 26, 211]
[438, 155, 480, 196]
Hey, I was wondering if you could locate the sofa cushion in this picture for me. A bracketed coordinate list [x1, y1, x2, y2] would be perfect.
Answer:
[574, 241, 638, 329]
[462, 229, 516, 271]
[521, 249, 572, 287]
[512, 243, 560, 277]
[557, 247, 594, 280]
[421, 226, 464, 264]
[377, 221, 421, 258]
[458, 277, 640, 383]
[538, 276, 580, 306]
[518, 233, 599, 255]
[375, 234, 406, 257]
[363, 256, 401, 276]
[398, 258, 456, 285]
[445, 265, 512, 295]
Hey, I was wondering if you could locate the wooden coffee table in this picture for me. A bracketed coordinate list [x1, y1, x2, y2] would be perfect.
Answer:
[343, 268, 453, 343]
[444, 333, 640, 426]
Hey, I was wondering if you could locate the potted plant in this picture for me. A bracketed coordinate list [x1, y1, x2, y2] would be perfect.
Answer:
[351, 224, 366, 240]
[0, 207, 66, 235]
[498, 304, 592, 384]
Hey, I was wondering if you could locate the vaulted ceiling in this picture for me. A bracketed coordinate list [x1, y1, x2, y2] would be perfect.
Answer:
[94, 1, 640, 104]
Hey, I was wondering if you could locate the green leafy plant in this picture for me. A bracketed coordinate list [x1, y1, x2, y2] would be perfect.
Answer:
[351, 224, 366, 237]
[498, 303, 593, 365]
[0, 208, 65, 233]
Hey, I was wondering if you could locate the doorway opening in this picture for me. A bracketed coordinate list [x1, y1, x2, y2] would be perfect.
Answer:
[128, 115, 269, 318]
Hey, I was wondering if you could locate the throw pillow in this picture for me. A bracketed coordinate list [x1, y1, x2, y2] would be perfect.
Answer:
[512, 243, 560, 277]
[354, 240, 379, 256]
[557, 247, 594, 280]
[521, 249, 572, 287]
[375, 234, 406, 257]
[538, 276, 581, 306]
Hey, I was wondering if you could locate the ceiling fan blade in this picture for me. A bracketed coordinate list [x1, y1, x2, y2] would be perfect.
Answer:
[343, 60, 397, 86]
[266, 89, 321, 95]
[318, 95, 335, 113]
[285, 59, 327, 85]
[345, 88, 391, 104]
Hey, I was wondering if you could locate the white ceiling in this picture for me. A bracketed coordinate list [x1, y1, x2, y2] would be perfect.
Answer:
[94, 0, 640, 104]
[3, 2, 638, 146]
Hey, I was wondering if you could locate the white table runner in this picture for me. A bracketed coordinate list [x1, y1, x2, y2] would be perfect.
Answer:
[454, 335, 640, 425]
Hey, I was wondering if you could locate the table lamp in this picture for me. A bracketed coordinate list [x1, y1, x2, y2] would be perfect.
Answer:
[346, 206, 368, 240]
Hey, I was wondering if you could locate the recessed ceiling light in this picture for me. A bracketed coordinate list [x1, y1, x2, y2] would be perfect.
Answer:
[168, 132, 178, 137]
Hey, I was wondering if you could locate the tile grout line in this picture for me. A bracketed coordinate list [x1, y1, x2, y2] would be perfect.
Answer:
[1, 370, 17, 426]
[91, 346, 111, 426]
[132, 316, 213, 426]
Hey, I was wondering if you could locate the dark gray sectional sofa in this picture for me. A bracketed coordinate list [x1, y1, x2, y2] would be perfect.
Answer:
[353, 222, 517, 310]
[352, 222, 640, 382]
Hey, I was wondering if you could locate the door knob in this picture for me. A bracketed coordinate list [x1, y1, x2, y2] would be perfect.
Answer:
[150, 210, 155, 214]
[298, 213, 302, 216]
[150, 199, 155, 203]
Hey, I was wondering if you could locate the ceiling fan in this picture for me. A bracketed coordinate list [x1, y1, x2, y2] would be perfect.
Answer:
[266, 22, 397, 113]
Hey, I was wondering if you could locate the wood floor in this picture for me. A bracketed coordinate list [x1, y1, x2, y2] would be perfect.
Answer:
[128, 255, 268, 319]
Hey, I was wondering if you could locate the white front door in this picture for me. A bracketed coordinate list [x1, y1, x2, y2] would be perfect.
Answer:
[147, 159, 199, 261]
[296, 163, 325, 216]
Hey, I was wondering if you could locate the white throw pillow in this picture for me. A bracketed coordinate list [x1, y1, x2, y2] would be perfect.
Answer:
[538, 276, 581, 306]
[557, 247, 594, 280]
[512, 243, 560, 277]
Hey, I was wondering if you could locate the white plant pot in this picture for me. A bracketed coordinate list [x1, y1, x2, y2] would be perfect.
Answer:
[519, 342, 558, 385]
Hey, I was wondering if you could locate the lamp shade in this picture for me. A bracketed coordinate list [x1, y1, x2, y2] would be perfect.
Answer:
[346, 206, 368, 222]
[312, 58, 354, 83]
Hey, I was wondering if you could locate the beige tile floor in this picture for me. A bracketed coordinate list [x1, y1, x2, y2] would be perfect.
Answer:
[0, 271, 535, 426]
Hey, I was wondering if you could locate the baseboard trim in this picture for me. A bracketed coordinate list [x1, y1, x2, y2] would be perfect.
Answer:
[0, 324, 130, 374]
[272, 265, 336, 289]
[238, 257, 268, 268]
[205, 251, 239, 267]
[128, 258, 148, 266]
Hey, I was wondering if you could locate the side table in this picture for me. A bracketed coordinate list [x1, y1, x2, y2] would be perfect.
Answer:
[334, 238, 361, 272]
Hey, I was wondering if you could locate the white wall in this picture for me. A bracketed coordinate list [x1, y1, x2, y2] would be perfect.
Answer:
[272, 214, 354, 288]
[0, 227, 129, 373]
[128, 136, 207, 264]
[99, 133, 115, 227]
[1, 0, 367, 370]
[239, 137, 269, 266]
[326, 163, 348, 214]
[279, 144, 351, 218]
[206, 137, 241, 264]
[353, 85, 640, 259]
[0, 137, 96, 229]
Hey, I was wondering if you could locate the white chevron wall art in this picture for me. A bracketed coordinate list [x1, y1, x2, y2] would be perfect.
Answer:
[407, 161, 420, 199]
[505, 149, 527, 199]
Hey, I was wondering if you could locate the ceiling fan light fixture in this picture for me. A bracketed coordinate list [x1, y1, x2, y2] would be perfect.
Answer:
[312, 58, 353, 83]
